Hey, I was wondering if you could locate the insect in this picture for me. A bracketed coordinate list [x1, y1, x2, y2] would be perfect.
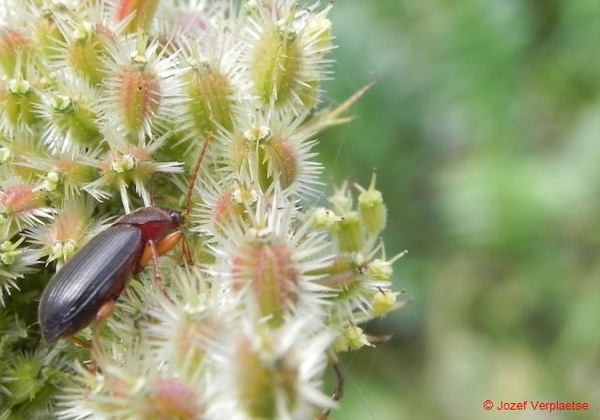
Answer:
[38, 140, 209, 344]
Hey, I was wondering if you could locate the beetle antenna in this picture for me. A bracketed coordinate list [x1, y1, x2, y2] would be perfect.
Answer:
[184, 133, 212, 216]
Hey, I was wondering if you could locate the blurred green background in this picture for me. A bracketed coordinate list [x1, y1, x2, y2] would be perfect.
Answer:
[318, 1, 600, 419]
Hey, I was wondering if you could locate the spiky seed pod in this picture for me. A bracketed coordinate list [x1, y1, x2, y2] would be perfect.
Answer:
[231, 230, 300, 326]
[116, 0, 160, 34]
[184, 61, 235, 135]
[67, 22, 114, 85]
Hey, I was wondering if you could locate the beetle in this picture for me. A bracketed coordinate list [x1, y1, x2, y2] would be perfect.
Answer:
[38, 139, 210, 344]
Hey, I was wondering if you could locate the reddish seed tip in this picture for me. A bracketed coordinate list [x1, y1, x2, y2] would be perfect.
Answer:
[0, 184, 38, 214]
[116, 0, 136, 21]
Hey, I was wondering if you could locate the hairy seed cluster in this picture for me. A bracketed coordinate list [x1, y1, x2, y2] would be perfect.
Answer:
[0, 1, 406, 419]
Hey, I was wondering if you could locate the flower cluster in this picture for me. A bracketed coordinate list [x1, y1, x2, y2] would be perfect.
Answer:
[0, 0, 406, 418]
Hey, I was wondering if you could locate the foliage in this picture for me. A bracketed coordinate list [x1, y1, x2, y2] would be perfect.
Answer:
[321, 1, 600, 419]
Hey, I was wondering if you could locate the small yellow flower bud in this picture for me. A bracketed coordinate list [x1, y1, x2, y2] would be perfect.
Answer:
[334, 325, 371, 352]
[51, 239, 78, 262]
[110, 154, 137, 173]
[42, 170, 62, 192]
[367, 258, 393, 281]
[72, 22, 92, 45]
[0, 238, 24, 266]
[50, 95, 74, 113]
[311, 207, 339, 229]
[372, 290, 400, 317]
[232, 186, 258, 205]
[356, 172, 387, 235]
[130, 52, 148, 71]
[5, 78, 40, 127]
[8, 79, 31, 95]
[244, 125, 271, 143]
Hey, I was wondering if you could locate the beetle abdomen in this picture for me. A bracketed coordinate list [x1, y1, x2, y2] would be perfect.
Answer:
[39, 225, 144, 342]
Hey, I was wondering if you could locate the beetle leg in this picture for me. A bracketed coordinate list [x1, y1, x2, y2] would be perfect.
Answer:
[69, 335, 91, 350]
[138, 231, 184, 269]
[317, 357, 345, 420]
[179, 234, 193, 265]
[84, 300, 117, 374]
[69, 335, 97, 373]
[147, 239, 169, 298]
[133, 230, 194, 301]
[138, 231, 192, 296]
[96, 299, 116, 323]
[138, 234, 176, 296]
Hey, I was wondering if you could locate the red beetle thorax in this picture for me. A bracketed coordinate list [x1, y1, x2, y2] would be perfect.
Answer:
[135, 220, 175, 242]
[114, 207, 180, 242]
